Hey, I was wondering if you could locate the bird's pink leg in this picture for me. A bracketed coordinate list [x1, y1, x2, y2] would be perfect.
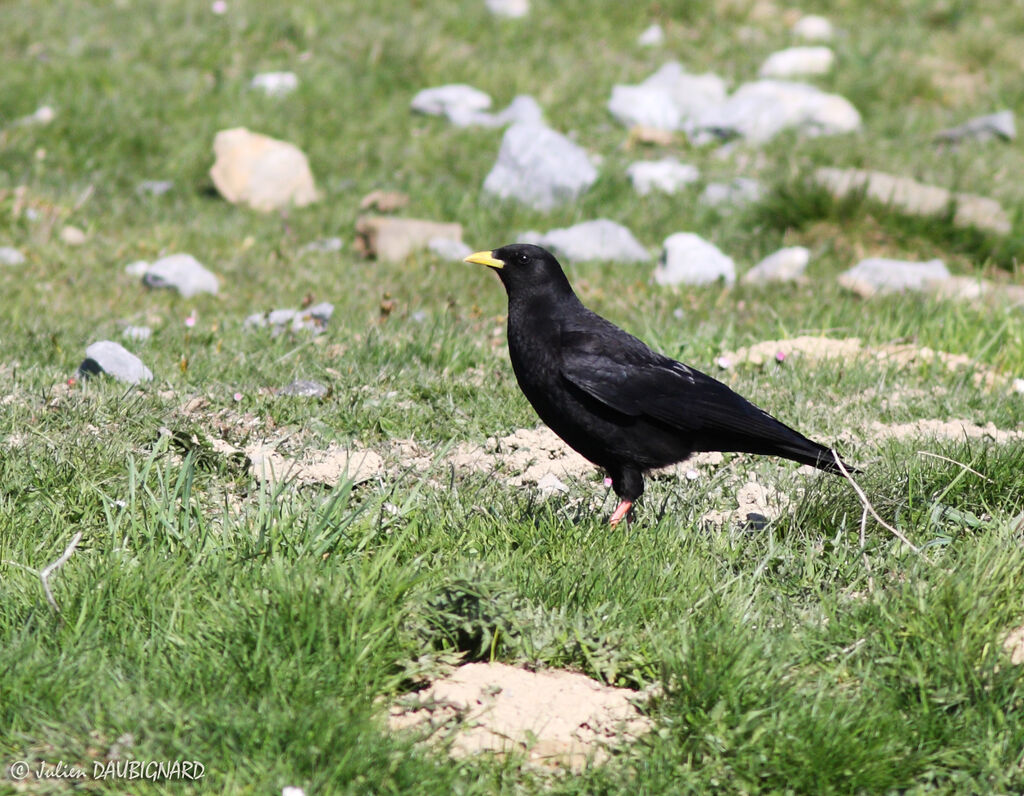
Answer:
[609, 499, 633, 527]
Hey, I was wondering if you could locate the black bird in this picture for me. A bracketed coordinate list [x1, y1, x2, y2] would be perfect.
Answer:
[464, 243, 855, 526]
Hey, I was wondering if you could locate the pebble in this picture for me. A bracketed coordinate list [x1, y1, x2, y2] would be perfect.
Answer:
[792, 14, 834, 41]
[122, 325, 153, 342]
[934, 110, 1016, 143]
[411, 84, 491, 119]
[209, 127, 319, 212]
[637, 24, 664, 46]
[482, 123, 597, 211]
[626, 158, 699, 195]
[838, 257, 950, 296]
[124, 260, 151, 276]
[758, 46, 835, 78]
[654, 233, 736, 286]
[79, 341, 153, 385]
[60, 225, 87, 245]
[136, 180, 174, 196]
[428, 236, 473, 261]
[245, 302, 334, 335]
[522, 219, 649, 263]
[0, 246, 26, 266]
[279, 379, 328, 398]
[301, 237, 344, 254]
[250, 71, 299, 97]
[12, 105, 55, 127]
[142, 253, 219, 298]
[700, 177, 764, 208]
[608, 62, 727, 133]
[485, 0, 529, 18]
[741, 246, 810, 284]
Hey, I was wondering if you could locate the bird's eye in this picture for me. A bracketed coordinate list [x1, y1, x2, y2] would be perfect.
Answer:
[517, 252, 529, 264]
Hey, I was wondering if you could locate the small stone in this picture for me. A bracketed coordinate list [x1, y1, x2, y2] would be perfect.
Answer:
[0, 246, 26, 266]
[700, 177, 764, 208]
[523, 219, 649, 263]
[483, 124, 597, 211]
[122, 325, 152, 342]
[627, 158, 699, 195]
[934, 110, 1016, 143]
[246, 303, 333, 335]
[742, 246, 810, 284]
[13, 105, 55, 127]
[839, 257, 950, 297]
[136, 180, 174, 196]
[300, 237, 344, 254]
[759, 46, 835, 78]
[355, 216, 463, 262]
[428, 236, 473, 261]
[359, 190, 410, 212]
[637, 24, 664, 46]
[60, 225, 87, 245]
[209, 127, 319, 212]
[279, 379, 328, 398]
[1013, 378, 1024, 395]
[142, 254, 219, 298]
[411, 84, 491, 119]
[124, 260, 151, 276]
[250, 71, 299, 97]
[654, 233, 736, 286]
[536, 472, 570, 497]
[79, 341, 153, 385]
[608, 63, 727, 134]
[792, 14, 834, 41]
[485, 0, 529, 18]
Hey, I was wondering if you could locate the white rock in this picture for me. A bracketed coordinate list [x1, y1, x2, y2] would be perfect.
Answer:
[250, 71, 299, 97]
[759, 46, 835, 78]
[209, 127, 319, 212]
[700, 177, 764, 208]
[136, 180, 173, 196]
[428, 236, 473, 260]
[742, 246, 810, 284]
[444, 94, 544, 128]
[637, 24, 665, 46]
[839, 257, 950, 296]
[482, 124, 597, 211]
[300, 237, 344, 254]
[79, 341, 153, 385]
[13, 105, 56, 127]
[411, 84, 492, 119]
[1013, 378, 1024, 395]
[608, 84, 684, 131]
[935, 110, 1016, 143]
[124, 260, 151, 276]
[122, 325, 153, 342]
[536, 472, 570, 497]
[526, 219, 649, 263]
[608, 63, 727, 133]
[699, 80, 860, 143]
[792, 14, 834, 41]
[0, 246, 25, 266]
[654, 233, 736, 286]
[60, 225, 87, 245]
[627, 158, 699, 196]
[485, 0, 528, 18]
[142, 253, 219, 298]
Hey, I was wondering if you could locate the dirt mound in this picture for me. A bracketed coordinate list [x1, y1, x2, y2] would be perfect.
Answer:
[450, 427, 595, 487]
[245, 443, 384, 486]
[703, 477, 791, 528]
[387, 662, 653, 771]
[867, 418, 1023, 444]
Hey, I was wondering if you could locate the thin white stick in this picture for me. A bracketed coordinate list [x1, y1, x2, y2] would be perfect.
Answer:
[916, 450, 991, 482]
[833, 450, 925, 557]
[859, 508, 875, 594]
[39, 531, 83, 614]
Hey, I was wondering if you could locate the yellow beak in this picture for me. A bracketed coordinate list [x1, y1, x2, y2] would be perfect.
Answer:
[464, 250, 505, 269]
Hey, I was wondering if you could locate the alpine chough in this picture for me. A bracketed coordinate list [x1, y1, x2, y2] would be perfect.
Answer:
[465, 243, 856, 526]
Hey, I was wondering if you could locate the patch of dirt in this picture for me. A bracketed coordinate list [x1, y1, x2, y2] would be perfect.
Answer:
[1003, 625, 1024, 666]
[387, 662, 653, 772]
[245, 443, 384, 487]
[866, 419, 1023, 444]
[450, 427, 595, 487]
[703, 477, 791, 528]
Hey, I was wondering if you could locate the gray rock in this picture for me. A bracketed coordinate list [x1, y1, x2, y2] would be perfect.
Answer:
[700, 177, 764, 208]
[654, 233, 736, 286]
[814, 167, 1011, 235]
[428, 236, 473, 260]
[935, 110, 1016, 143]
[136, 180, 174, 196]
[122, 325, 153, 342]
[79, 341, 153, 384]
[698, 80, 861, 143]
[279, 379, 328, 398]
[301, 237, 344, 254]
[250, 71, 299, 97]
[637, 24, 665, 46]
[627, 158, 699, 195]
[523, 219, 649, 263]
[792, 14, 834, 41]
[759, 46, 835, 78]
[839, 257, 949, 296]
[742, 246, 810, 284]
[411, 84, 492, 119]
[608, 62, 727, 133]
[142, 254, 219, 298]
[483, 124, 597, 211]
[246, 302, 333, 335]
[485, 0, 528, 17]
[0, 246, 25, 266]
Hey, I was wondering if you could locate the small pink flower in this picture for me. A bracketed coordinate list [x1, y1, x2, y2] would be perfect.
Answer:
[211, 0, 227, 13]
[67, 377, 76, 386]
[715, 356, 731, 369]
[603, 477, 613, 488]
[184, 311, 197, 328]
[775, 351, 786, 362]
[233, 392, 243, 402]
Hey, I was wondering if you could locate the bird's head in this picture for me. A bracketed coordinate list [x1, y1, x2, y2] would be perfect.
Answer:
[464, 244, 573, 299]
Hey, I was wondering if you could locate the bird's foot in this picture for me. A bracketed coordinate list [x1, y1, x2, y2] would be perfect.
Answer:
[609, 500, 633, 527]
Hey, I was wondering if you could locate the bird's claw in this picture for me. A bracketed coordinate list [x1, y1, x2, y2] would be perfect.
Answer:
[609, 499, 633, 527]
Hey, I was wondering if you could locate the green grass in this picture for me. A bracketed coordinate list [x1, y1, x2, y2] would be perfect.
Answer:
[3, 0, 1024, 793]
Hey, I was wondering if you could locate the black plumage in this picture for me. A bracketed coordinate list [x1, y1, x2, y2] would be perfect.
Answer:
[465, 243, 855, 525]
